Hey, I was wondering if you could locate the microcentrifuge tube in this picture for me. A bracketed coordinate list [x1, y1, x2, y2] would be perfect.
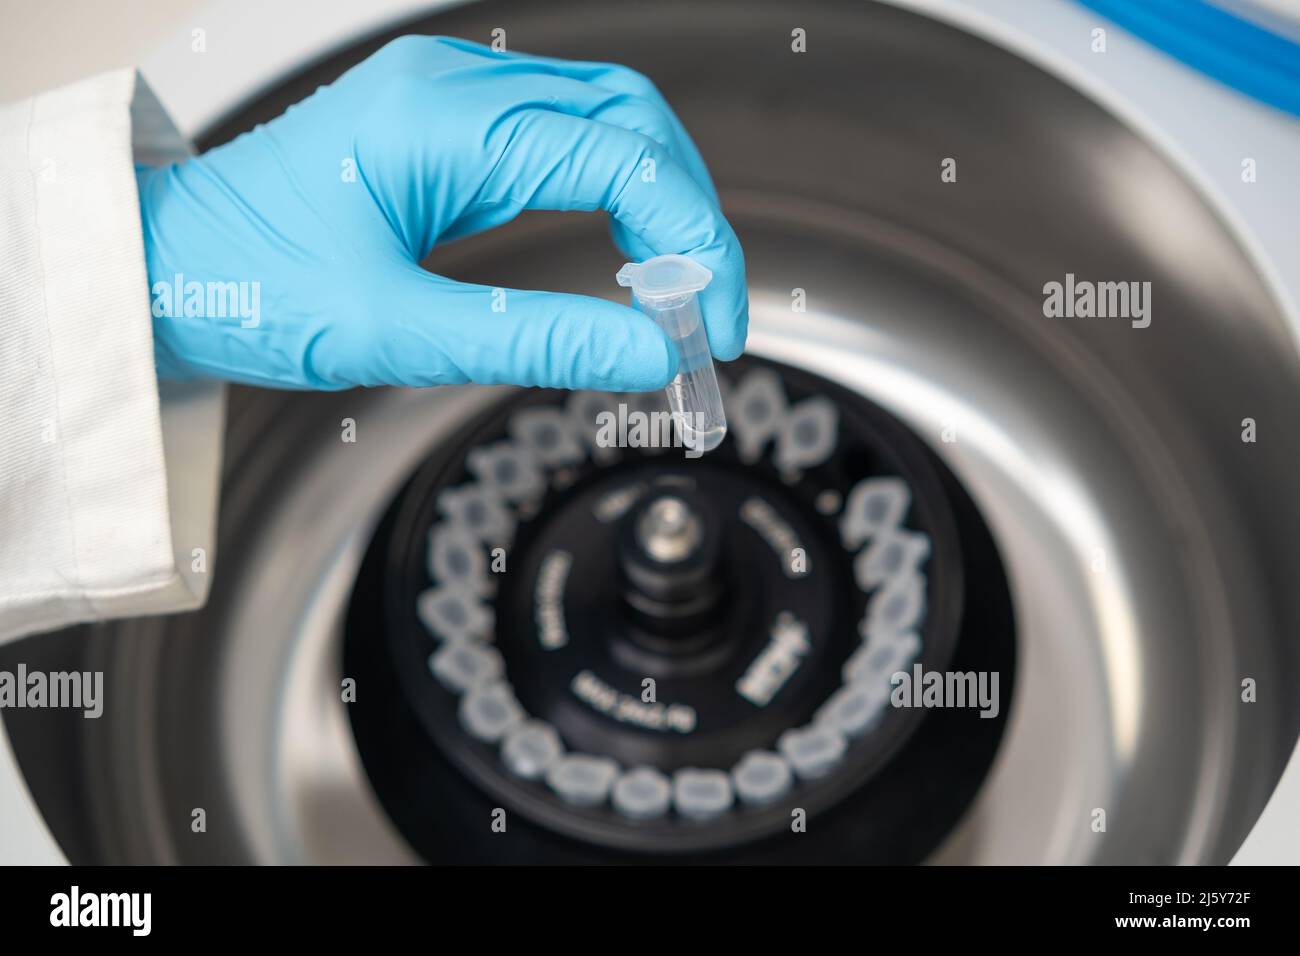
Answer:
[616, 254, 728, 455]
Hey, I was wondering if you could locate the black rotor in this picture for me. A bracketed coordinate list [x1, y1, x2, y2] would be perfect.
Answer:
[345, 355, 1016, 861]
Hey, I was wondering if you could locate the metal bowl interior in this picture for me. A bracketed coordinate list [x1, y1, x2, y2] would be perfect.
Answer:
[5, 0, 1298, 864]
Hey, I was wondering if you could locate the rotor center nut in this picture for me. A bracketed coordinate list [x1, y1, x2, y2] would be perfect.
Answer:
[635, 495, 704, 564]
[619, 488, 725, 632]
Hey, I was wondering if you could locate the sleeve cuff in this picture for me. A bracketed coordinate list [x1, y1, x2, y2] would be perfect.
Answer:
[0, 69, 224, 642]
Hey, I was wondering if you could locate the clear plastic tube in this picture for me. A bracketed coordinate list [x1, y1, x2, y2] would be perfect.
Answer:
[616, 255, 728, 455]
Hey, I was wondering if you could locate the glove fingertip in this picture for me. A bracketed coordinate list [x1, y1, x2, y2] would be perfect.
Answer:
[712, 312, 749, 361]
[617, 324, 679, 392]
[701, 295, 749, 362]
[544, 296, 679, 392]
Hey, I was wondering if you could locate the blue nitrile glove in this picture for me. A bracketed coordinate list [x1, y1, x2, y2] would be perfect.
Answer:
[135, 35, 748, 390]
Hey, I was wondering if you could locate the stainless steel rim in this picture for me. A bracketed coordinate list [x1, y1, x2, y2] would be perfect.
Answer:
[9, 0, 1298, 864]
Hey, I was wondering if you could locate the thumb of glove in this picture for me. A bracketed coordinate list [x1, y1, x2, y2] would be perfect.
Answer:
[316, 266, 681, 392]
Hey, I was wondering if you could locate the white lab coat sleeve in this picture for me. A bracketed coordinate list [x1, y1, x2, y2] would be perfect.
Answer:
[0, 69, 225, 644]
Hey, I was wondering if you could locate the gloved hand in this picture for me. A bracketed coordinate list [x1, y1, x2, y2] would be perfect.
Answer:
[136, 35, 748, 391]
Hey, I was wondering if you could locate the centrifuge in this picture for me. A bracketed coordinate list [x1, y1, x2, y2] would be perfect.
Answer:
[2, 0, 1299, 865]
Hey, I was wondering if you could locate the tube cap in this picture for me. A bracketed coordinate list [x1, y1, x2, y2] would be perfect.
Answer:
[616, 254, 713, 303]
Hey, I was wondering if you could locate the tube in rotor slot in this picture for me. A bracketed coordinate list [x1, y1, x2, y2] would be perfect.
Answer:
[617, 255, 728, 455]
